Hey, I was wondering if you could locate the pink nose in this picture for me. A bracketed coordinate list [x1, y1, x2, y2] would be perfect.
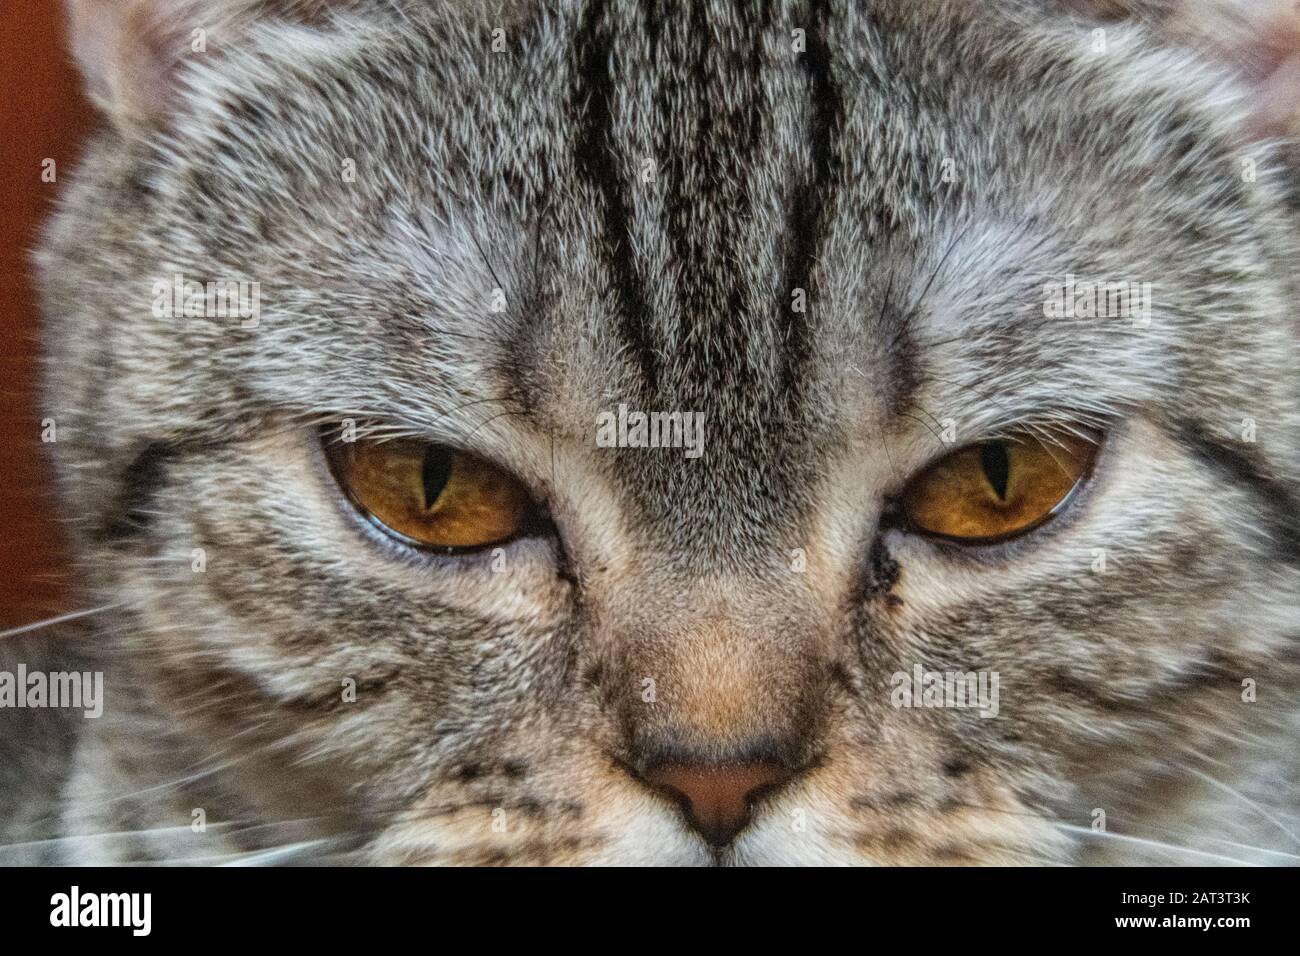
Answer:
[644, 761, 793, 846]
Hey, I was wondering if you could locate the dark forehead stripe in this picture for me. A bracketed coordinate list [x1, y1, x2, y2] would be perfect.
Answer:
[654, 0, 773, 394]
[567, 0, 844, 408]
[571, 0, 661, 392]
[548, 0, 857, 554]
[780, 0, 842, 397]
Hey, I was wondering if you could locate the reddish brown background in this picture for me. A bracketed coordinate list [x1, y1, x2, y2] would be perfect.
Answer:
[0, 6, 91, 627]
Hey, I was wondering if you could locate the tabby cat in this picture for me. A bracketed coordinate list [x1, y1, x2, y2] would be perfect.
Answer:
[2, 0, 1299, 865]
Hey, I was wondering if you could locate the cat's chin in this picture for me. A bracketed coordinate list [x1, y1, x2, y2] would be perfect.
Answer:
[354, 766, 1074, 866]
[361, 792, 716, 867]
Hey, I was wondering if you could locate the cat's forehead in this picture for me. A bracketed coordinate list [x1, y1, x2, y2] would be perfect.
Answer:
[352, 9, 1195, 405]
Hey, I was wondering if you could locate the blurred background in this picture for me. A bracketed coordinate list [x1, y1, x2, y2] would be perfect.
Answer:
[0, 6, 90, 627]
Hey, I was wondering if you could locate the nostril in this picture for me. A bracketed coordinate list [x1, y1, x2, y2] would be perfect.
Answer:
[643, 761, 793, 847]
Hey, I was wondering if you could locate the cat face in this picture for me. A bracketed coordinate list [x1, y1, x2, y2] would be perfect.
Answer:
[38, 0, 1300, 864]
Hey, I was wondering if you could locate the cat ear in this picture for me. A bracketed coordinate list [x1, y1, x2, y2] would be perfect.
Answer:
[1065, 0, 1300, 138]
[65, 0, 187, 127]
[1168, 0, 1300, 138]
[64, 0, 335, 130]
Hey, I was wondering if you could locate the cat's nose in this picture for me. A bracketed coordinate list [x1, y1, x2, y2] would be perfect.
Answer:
[643, 760, 794, 846]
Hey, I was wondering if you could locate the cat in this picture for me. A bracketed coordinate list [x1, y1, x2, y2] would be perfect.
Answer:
[3, 0, 1299, 865]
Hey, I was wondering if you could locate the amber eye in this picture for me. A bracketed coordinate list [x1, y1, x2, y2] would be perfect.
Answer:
[324, 429, 541, 552]
[898, 430, 1100, 543]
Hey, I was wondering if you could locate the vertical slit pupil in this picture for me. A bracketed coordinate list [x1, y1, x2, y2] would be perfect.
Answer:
[981, 441, 1010, 501]
[420, 447, 453, 510]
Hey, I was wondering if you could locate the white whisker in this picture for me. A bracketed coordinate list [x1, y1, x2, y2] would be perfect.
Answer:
[1184, 766, 1300, 847]
[216, 838, 340, 866]
[1057, 823, 1263, 865]
[0, 604, 121, 640]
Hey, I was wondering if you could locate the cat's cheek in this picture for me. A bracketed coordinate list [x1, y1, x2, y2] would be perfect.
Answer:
[330, 514, 573, 630]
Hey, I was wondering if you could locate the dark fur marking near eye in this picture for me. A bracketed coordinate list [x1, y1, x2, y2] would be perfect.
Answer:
[572, 0, 658, 390]
[781, 0, 842, 394]
[881, 302, 922, 420]
[101, 443, 172, 543]
[863, 537, 901, 600]
[942, 757, 972, 778]
[498, 215, 557, 419]
[1177, 421, 1300, 566]
[502, 759, 529, 779]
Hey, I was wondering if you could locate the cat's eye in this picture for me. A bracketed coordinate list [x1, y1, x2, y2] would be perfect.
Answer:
[898, 430, 1100, 543]
[324, 429, 541, 552]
